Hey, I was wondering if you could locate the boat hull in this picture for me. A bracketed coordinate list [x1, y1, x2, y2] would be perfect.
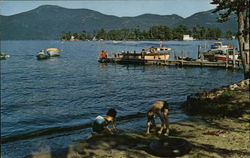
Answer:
[213, 54, 239, 61]
[98, 58, 111, 63]
[0, 53, 10, 60]
[36, 54, 50, 60]
[47, 51, 60, 57]
[36, 48, 61, 60]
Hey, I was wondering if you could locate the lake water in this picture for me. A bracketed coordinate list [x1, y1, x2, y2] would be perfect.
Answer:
[1, 40, 243, 158]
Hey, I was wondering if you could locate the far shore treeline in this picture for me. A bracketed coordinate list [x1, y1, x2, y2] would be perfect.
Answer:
[60, 25, 235, 41]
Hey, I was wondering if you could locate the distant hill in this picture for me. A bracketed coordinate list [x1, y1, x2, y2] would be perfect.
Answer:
[176, 10, 237, 31]
[0, 5, 237, 40]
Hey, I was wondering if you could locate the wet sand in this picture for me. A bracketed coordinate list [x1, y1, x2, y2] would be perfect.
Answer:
[26, 113, 250, 158]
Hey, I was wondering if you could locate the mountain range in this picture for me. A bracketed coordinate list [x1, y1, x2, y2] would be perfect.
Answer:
[0, 5, 237, 40]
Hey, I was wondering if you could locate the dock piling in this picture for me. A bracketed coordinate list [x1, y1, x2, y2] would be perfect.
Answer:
[226, 49, 229, 68]
[198, 45, 201, 59]
[174, 51, 177, 60]
[233, 48, 236, 68]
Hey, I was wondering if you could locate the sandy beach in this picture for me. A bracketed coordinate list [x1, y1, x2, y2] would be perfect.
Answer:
[26, 79, 250, 158]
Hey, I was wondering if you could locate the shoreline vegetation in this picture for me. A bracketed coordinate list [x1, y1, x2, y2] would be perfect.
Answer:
[60, 25, 236, 41]
[26, 79, 250, 158]
[182, 79, 250, 117]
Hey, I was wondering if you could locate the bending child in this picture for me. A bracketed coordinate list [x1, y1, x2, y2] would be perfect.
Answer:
[146, 100, 169, 136]
[92, 108, 117, 134]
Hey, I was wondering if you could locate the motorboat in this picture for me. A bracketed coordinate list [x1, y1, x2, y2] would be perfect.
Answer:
[203, 42, 239, 61]
[46, 48, 61, 57]
[36, 48, 61, 60]
[0, 53, 10, 60]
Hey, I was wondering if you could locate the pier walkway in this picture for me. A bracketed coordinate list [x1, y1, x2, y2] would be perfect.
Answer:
[99, 58, 242, 69]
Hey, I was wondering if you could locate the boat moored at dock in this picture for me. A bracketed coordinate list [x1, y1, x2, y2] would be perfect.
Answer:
[97, 41, 241, 69]
[98, 44, 172, 64]
[203, 42, 239, 61]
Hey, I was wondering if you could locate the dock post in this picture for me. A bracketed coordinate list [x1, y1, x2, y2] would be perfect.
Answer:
[200, 45, 204, 67]
[174, 51, 177, 60]
[181, 50, 184, 66]
[233, 48, 236, 68]
[198, 45, 201, 59]
[201, 51, 204, 61]
[226, 49, 229, 68]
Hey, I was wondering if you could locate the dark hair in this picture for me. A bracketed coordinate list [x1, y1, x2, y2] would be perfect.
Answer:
[147, 110, 154, 120]
[161, 101, 169, 112]
[106, 108, 117, 118]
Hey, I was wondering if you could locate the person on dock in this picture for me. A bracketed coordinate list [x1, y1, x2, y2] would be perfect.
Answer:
[92, 108, 117, 135]
[146, 100, 169, 136]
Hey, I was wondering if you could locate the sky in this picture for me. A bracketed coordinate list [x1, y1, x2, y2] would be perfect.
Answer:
[0, 0, 215, 18]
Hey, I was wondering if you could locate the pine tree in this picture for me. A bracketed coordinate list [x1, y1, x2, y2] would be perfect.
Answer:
[211, 0, 250, 78]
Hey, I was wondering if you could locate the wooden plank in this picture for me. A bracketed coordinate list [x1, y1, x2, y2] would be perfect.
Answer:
[98, 57, 241, 69]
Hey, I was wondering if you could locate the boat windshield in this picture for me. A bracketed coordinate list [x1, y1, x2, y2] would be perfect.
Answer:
[211, 45, 220, 49]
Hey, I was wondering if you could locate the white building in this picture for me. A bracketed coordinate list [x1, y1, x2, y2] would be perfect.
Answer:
[70, 35, 75, 41]
[183, 35, 194, 40]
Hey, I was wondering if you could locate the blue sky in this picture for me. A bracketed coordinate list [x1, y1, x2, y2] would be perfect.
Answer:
[0, 0, 215, 18]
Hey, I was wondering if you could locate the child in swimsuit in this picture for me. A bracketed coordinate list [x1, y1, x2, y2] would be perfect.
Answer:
[146, 100, 169, 136]
[92, 108, 117, 134]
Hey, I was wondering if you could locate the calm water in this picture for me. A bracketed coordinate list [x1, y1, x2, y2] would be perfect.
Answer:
[1, 40, 243, 158]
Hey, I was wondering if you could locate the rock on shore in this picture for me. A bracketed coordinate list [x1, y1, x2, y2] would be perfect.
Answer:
[182, 79, 250, 117]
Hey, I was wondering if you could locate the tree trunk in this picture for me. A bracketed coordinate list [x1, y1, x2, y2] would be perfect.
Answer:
[237, 11, 250, 79]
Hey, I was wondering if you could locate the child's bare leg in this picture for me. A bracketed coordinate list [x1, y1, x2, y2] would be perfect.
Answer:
[158, 114, 165, 135]
[164, 118, 169, 136]
[146, 120, 151, 134]
[163, 110, 169, 136]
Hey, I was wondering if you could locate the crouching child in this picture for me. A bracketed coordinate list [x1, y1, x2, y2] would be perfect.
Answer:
[146, 100, 169, 136]
[92, 108, 117, 135]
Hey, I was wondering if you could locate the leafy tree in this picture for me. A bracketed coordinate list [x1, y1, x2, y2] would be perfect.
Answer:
[73, 33, 79, 40]
[192, 25, 206, 39]
[121, 28, 130, 40]
[78, 30, 87, 40]
[60, 32, 72, 40]
[96, 28, 107, 40]
[133, 26, 141, 40]
[211, 0, 249, 79]
[60, 32, 68, 40]
[60, 25, 226, 41]
[163, 26, 173, 40]
[206, 28, 222, 39]
[225, 30, 235, 40]
[173, 25, 190, 40]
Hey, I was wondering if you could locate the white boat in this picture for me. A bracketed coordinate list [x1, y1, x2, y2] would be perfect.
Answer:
[36, 48, 61, 60]
[204, 42, 239, 61]
[0, 53, 10, 60]
[143, 46, 171, 60]
[114, 46, 171, 62]
[98, 42, 171, 63]
[46, 48, 61, 57]
[213, 49, 239, 61]
[210, 42, 229, 52]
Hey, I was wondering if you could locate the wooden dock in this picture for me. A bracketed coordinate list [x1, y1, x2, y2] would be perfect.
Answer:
[99, 58, 242, 69]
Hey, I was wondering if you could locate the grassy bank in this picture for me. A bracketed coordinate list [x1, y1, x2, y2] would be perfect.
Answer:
[182, 79, 250, 117]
